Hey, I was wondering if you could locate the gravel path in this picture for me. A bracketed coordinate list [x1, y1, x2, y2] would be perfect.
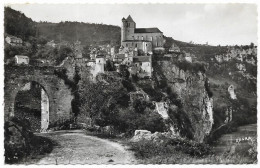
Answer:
[27, 130, 136, 165]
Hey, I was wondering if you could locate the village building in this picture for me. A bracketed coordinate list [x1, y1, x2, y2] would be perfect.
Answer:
[121, 15, 164, 54]
[236, 63, 246, 72]
[236, 53, 244, 62]
[14, 55, 29, 65]
[215, 54, 223, 63]
[130, 56, 152, 78]
[183, 52, 193, 63]
[95, 54, 106, 75]
[113, 53, 126, 63]
[169, 43, 180, 53]
[246, 55, 256, 65]
[5, 35, 23, 46]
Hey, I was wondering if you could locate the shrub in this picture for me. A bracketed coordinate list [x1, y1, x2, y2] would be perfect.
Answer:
[248, 137, 257, 163]
[176, 60, 206, 73]
[4, 117, 54, 164]
[115, 107, 166, 136]
[129, 137, 212, 160]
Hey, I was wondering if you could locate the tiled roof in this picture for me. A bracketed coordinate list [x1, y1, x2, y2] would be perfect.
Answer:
[96, 54, 105, 58]
[133, 56, 151, 62]
[135, 28, 162, 33]
[15, 55, 29, 58]
[115, 54, 125, 59]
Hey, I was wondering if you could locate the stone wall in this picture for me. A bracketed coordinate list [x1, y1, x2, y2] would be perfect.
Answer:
[4, 65, 74, 128]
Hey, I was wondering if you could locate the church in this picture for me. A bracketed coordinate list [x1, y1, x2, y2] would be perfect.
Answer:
[121, 15, 164, 54]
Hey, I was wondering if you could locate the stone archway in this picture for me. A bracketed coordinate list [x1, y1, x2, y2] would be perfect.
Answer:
[14, 81, 50, 132]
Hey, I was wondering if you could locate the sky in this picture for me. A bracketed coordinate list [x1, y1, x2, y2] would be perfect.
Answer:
[6, 3, 257, 46]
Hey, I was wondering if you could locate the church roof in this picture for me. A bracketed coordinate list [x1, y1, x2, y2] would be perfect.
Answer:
[126, 15, 134, 22]
[133, 56, 151, 62]
[135, 28, 162, 33]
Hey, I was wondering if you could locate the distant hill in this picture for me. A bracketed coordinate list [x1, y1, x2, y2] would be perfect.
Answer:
[37, 21, 121, 46]
[4, 6, 37, 40]
[4, 7, 121, 46]
[164, 36, 228, 61]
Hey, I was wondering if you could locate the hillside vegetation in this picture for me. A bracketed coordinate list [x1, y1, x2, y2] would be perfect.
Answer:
[4, 7, 121, 46]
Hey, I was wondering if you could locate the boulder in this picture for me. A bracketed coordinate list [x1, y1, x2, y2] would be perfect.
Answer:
[131, 130, 152, 142]
[131, 130, 181, 142]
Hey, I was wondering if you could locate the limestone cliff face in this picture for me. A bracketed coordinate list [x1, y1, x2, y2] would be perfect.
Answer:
[156, 60, 213, 142]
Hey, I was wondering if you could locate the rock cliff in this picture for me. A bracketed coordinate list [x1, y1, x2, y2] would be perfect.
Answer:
[154, 60, 213, 142]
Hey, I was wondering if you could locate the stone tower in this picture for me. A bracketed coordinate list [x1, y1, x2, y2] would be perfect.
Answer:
[121, 15, 136, 42]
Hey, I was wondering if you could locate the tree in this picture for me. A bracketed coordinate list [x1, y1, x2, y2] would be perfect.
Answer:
[37, 36, 48, 45]
[250, 42, 254, 48]
[56, 45, 73, 65]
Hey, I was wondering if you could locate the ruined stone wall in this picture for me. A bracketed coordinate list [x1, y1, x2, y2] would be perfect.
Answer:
[4, 65, 73, 126]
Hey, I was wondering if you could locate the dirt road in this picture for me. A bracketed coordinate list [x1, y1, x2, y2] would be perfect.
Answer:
[26, 130, 136, 164]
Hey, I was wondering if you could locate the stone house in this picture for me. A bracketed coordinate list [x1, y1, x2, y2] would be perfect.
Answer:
[86, 54, 106, 80]
[246, 55, 256, 65]
[113, 53, 126, 63]
[5, 36, 23, 46]
[169, 43, 180, 53]
[131, 56, 152, 78]
[236, 63, 246, 72]
[14, 55, 29, 65]
[184, 52, 193, 63]
[215, 54, 223, 63]
[95, 54, 106, 75]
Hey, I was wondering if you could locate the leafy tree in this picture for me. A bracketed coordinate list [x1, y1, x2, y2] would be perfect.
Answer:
[56, 45, 73, 65]
[37, 36, 48, 45]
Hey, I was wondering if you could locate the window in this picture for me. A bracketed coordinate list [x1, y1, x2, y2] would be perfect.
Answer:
[135, 44, 137, 47]
[126, 44, 128, 47]
[142, 36, 144, 40]
[140, 63, 142, 66]
[146, 44, 147, 46]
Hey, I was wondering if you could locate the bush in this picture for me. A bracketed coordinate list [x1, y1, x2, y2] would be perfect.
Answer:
[129, 137, 212, 160]
[176, 60, 206, 73]
[4, 117, 54, 164]
[115, 107, 166, 136]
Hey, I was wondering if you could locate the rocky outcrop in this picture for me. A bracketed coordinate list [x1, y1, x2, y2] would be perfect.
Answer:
[155, 60, 214, 142]
[228, 85, 237, 100]
[155, 102, 169, 119]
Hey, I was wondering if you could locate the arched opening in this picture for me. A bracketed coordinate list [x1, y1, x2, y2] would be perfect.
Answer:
[14, 81, 49, 132]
